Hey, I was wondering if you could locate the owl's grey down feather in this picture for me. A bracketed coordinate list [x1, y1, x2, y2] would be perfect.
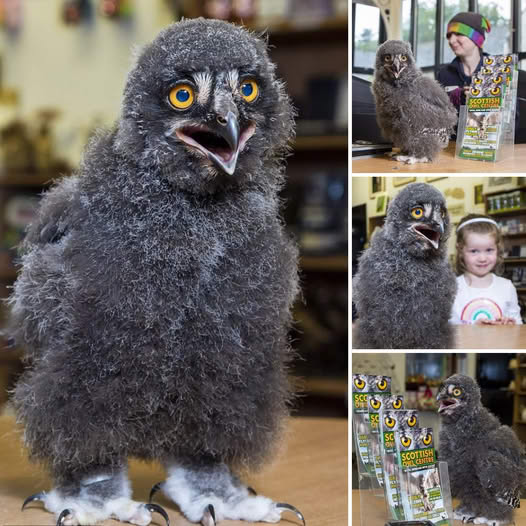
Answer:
[352, 183, 456, 349]
[372, 40, 457, 164]
[438, 374, 526, 526]
[7, 18, 304, 526]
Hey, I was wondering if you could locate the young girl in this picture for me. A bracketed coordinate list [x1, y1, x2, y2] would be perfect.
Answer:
[450, 214, 522, 325]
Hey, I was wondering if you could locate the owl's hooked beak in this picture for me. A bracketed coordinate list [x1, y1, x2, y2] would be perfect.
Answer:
[175, 112, 256, 175]
[388, 57, 407, 79]
[410, 223, 443, 250]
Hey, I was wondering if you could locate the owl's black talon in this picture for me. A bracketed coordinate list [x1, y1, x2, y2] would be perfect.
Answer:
[144, 502, 170, 526]
[202, 503, 216, 525]
[247, 485, 257, 495]
[21, 492, 45, 511]
[149, 481, 163, 502]
[276, 502, 306, 526]
[56, 509, 72, 526]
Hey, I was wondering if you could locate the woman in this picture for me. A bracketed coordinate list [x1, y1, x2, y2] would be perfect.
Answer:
[437, 12, 491, 110]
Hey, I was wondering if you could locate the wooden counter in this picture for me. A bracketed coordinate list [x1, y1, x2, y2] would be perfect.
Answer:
[351, 489, 526, 526]
[352, 142, 526, 173]
[454, 324, 526, 349]
[0, 415, 347, 525]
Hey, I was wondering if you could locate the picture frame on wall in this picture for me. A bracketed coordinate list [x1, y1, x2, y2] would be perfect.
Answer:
[369, 176, 386, 198]
[474, 184, 484, 205]
[393, 177, 416, 187]
[371, 192, 388, 217]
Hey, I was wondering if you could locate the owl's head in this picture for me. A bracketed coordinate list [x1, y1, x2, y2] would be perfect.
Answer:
[437, 374, 480, 418]
[385, 183, 450, 257]
[115, 18, 295, 194]
[375, 40, 417, 84]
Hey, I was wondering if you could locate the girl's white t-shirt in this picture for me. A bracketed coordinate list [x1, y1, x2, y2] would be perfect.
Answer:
[450, 273, 523, 324]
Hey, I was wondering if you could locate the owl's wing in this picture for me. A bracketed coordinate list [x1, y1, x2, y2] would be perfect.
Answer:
[412, 76, 458, 130]
[22, 176, 81, 252]
[474, 426, 524, 503]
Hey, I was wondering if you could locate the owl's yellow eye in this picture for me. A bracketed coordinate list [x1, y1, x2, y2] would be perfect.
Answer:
[400, 55, 407, 62]
[482, 68, 492, 75]
[393, 398, 402, 409]
[491, 87, 501, 96]
[493, 76, 502, 84]
[504, 55, 512, 63]
[485, 57, 494, 65]
[354, 378, 365, 390]
[474, 77, 482, 84]
[168, 84, 195, 110]
[452, 387, 462, 397]
[370, 398, 381, 410]
[471, 88, 480, 96]
[377, 378, 388, 391]
[401, 436, 411, 447]
[422, 433, 432, 446]
[411, 207, 424, 219]
[385, 417, 396, 428]
[384, 54, 392, 62]
[502, 66, 511, 73]
[240, 79, 259, 102]
[407, 415, 417, 427]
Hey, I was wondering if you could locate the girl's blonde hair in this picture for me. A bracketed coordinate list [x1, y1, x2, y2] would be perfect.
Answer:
[455, 213, 504, 276]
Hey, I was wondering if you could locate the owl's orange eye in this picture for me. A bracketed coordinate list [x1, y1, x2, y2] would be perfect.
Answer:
[168, 84, 195, 110]
[452, 387, 462, 397]
[422, 433, 433, 446]
[370, 398, 381, 410]
[504, 55, 513, 63]
[401, 436, 411, 447]
[493, 76, 502, 84]
[411, 207, 423, 219]
[385, 417, 396, 428]
[474, 77, 482, 84]
[377, 378, 388, 391]
[392, 398, 402, 409]
[471, 88, 480, 96]
[485, 57, 494, 65]
[491, 87, 501, 96]
[407, 415, 417, 427]
[502, 66, 511, 73]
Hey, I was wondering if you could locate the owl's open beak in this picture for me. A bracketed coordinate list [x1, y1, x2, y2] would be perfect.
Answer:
[174, 112, 256, 175]
[411, 223, 442, 249]
[436, 396, 460, 414]
[389, 57, 407, 79]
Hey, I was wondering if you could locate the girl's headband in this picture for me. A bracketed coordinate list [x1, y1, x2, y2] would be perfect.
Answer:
[456, 217, 498, 232]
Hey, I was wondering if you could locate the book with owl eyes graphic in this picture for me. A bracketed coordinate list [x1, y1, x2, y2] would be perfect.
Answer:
[459, 54, 517, 162]
[380, 409, 419, 521]
[352, 374, 391, 478]
[368, 394, 404, 488]
[395, 428, 452, 526]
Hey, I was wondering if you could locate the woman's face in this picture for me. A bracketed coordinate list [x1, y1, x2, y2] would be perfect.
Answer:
[448, 32, 478, 57]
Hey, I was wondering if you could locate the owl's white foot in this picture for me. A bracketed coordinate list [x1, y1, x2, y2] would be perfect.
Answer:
[472, 517, 511, 526]
[22, 490, 169, 526]
[158, 463, 305, 525]
[393, 154, 430, 164]
[454, 508, 476, 523]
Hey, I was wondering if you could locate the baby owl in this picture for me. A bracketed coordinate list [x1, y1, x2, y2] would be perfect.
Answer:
[372, 40, 457, 164]
[353, 183, 457, 349]
[438, 374, 526, 526]
[8, 18, 304, 526]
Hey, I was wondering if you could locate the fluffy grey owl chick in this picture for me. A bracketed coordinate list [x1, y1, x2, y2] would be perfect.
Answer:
[8, 18, 304, 526]
[438, 374, 526, 526]
[372, 40, 457, 164]
[353, 183, 456, 349]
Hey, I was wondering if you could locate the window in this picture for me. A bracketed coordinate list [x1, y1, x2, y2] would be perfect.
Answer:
[478, 0, 512, 55]
[442, 0, 469, 64]
[402, 0, 412, 42]
[416, 0, 437, 67]
[353, 3, 381, 70]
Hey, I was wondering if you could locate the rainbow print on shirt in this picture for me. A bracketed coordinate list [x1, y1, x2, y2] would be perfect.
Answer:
[461, 298, 502, 323]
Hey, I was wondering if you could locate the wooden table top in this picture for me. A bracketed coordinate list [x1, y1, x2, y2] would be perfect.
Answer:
[352, 142, 526, 173]
[351, 489, 526, 526]
[454, 324, 526, 349]
[0, 414, 347, 525]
